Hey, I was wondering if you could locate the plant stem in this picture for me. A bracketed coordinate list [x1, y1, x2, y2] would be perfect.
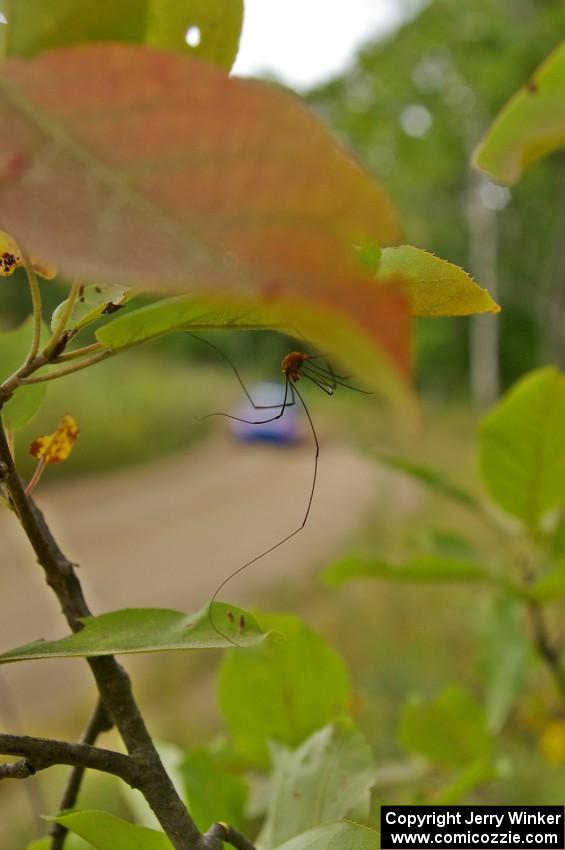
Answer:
[43, 279, 81, 359]
[0, 414, 204, 850]
[21, 349, 113, 384]
[0, 733, 137, 784]
[54, 341, 105, 362]
[19, 244, 43, 370]
[25, 458, 46, 496]
[49, 700, 113, 850]
[204, 823, 257, 850]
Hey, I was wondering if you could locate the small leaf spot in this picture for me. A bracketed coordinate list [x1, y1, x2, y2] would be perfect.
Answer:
[185, 26, 201, 48]
[0, 13, 7, 24]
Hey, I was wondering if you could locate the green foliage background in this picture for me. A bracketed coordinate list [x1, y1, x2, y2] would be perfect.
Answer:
[308, 0, 565, 395]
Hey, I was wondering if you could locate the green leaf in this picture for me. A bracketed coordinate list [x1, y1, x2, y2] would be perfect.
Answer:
[27, 836, 89, 850]
[180, 746, 248, 834]
[379, 246, 500, 317]
[0, 317, 48, 431]
[146, 0, 244, 71]
[0, 604, 265, 664]
[0, 0, 243, 70]
[50, 811, 172, 850]
[274, 822, 379, 850]
[479, 367, 565, 531]
[259, 720, 374, 850]
[409, 528, 478, 560]
[473, 41, 565, 185]
[51, 284, 131, 333]
[218, 614, 350, 769]
[480, 596, 530, 734]
[376, 453, 481, 512]
[324, 553, 491, 587]
[435, 757, 498, 806]
[96, 296, 278, 351]
[399, 686, 492, 768]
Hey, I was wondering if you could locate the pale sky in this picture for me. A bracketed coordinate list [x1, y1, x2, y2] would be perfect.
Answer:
[232, 0, 404, 90]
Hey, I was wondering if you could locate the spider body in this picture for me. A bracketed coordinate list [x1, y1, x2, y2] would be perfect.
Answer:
[281, 351, 310, 383]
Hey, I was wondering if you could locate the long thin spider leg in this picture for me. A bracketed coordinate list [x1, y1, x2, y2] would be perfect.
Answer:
[301, 371, 335, 396]
[195, 379, 295, 425]
[304, 361, 337, 388]
[187, 332, 284, 410]
[303, 366, 374, 394]
[208, 382, 318, 647]
[328, 378, 374, 394]
[306, 359, 351, 381]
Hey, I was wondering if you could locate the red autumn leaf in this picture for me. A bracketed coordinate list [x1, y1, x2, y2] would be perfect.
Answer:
[0, 44, 410, 376]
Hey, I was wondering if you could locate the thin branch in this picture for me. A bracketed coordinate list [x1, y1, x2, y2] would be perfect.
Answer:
[0, 414, 204, 850]
[204, 823, 257, 850]
[54, 341, 105, 362]
[43, 279, 81, 359]
[0, 733, 137, 785]
[0, 760, 36, 779]
[21, 349, 113, 384]
[49, 700, 113, 850]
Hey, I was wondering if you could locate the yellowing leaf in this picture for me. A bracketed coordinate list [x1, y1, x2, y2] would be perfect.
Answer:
[0, 229, 21, 275]
[28, 256, 57, 279]
[30, 414, 79, 464]
[473, 40, 565, 185]
[0, 229, 56, 278]
[379, 246, 500, 317]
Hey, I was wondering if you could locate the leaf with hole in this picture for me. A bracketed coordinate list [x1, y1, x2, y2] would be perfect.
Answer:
[0, 0, 243, 70]
[259, 720, 375, 850]
[0, 604, 265, 663]
[218, 614, 350, 769]
[473, 41, 565, 185]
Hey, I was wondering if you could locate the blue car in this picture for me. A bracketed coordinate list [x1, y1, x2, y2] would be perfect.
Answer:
[230, 381, 302, 444]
